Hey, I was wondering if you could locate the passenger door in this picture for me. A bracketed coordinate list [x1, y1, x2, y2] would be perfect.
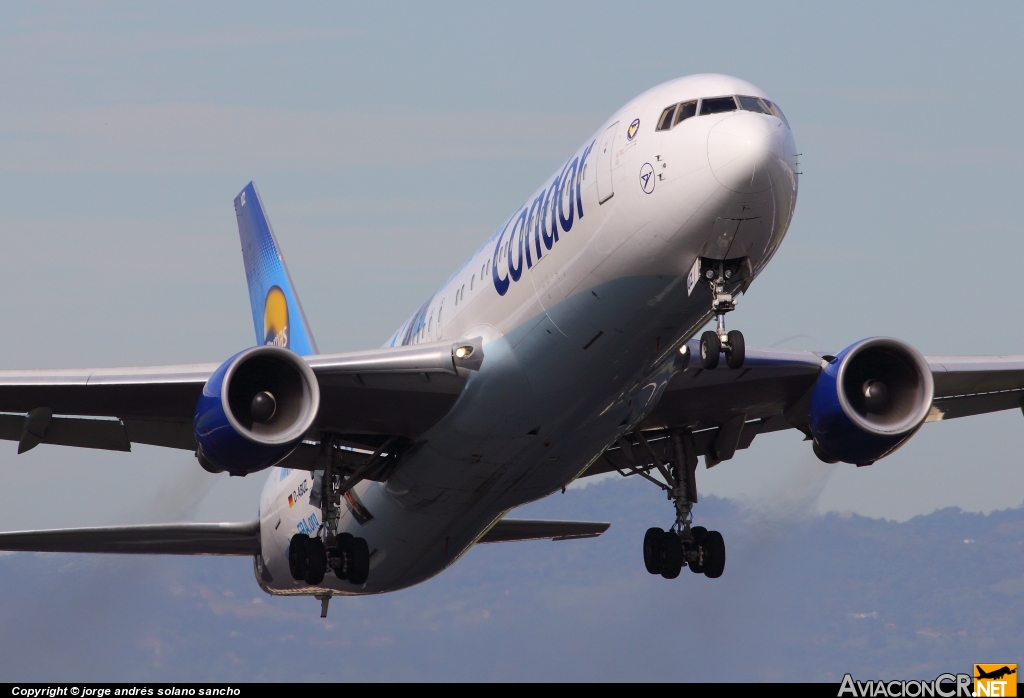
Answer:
[596, 122, 618, 204]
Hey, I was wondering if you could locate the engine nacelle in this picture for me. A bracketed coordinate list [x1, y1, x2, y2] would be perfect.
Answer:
[194, 346, 320, 476]
[808, 337, 933, 465]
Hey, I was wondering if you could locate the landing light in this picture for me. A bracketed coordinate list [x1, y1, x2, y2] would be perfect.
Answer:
[679, 345, 689, 356]
[455, 345, 474, 359]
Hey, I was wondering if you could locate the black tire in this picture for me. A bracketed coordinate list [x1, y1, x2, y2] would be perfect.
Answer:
[700, 331, 721, 369]
[347, 537, 371, 586]
[688, 526, 707, 574]
[726, 330, 745, 369]
[660, 531, 683, 579]
[643, 527, 665, 575]
[703, 530, 726, 579]
[288, 533, 310, 581]
[304, 536, 327, 586]
[330, 533, 355, 580]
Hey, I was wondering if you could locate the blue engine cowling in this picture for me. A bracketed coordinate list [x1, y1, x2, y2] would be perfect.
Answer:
[194, 346, 320, 476]
[808, 337, 934, 465]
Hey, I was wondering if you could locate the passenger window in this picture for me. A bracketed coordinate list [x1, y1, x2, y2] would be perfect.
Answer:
[738, 96, 770, 114]
[700, 96, 738, 115]
[657, 105, 677, 131]
[674, 101, 697, 126]
[764, 100, 790, 128]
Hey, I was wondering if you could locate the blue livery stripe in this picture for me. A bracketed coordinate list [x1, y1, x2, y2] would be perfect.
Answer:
[234, 182, 318, 356]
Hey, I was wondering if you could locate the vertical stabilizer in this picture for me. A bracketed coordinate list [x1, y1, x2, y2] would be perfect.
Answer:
[234, 182, 318, 356]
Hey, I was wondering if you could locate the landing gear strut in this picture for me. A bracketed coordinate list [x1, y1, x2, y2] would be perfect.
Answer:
[698, 261, 745, 370]
[288, 437, 388, 587]
[613, 430, 727, 579]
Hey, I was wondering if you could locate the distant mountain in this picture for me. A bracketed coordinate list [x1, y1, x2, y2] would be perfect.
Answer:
[0, 477, 1021, 681]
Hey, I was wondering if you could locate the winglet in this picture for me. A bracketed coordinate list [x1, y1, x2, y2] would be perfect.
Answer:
[234, 183, 318, 355]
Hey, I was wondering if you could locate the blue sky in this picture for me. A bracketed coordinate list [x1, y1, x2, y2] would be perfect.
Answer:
[0, 0, 1023, 564]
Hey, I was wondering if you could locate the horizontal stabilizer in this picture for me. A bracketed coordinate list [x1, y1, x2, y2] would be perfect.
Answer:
[478, 519, 610, 544]
[0, 520, 259, 555]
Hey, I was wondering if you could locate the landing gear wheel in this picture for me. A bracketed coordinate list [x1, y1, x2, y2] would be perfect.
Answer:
[330, 533, 354, 580]
[703, 530, 726, 579]
[304, 537, 327, 586]
[688, 526, 707, 574]
[700, 331, 721, 370]
[347, 538, 370, 586]
[288, 533, 310, 581]
[660, 531, 683, 579]
[643, 527, 665, 575]
[725, 330, 745, 369]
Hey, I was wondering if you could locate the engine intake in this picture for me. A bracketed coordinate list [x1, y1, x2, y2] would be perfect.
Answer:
[195, 346, 320, 476]
[808, 337, 933, 465]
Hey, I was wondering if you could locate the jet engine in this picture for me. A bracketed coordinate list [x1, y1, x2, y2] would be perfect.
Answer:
[194, 346, 320, 476]
[808, 337, 933, 465]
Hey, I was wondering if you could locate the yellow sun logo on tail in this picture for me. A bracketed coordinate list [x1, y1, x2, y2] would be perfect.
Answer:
[263, 286, 289, 348]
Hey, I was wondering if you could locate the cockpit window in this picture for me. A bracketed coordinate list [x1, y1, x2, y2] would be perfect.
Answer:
[764, 100, 790, 128]
[657, 105, 677, 131]
[699, 96, 738, 115]
[674, 100, 697, 126]
[737, 95, 771, 114]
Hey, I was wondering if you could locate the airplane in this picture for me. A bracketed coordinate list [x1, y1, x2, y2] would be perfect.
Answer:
[2, 73, 1023, 617]
[976, 667, 1017, 681]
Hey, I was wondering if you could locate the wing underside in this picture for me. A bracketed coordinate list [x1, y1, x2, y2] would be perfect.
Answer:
[0, 339, 482, 458]
[582, 342, 1024, 478]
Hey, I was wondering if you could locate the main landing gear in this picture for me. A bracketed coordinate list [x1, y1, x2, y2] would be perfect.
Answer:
[288, 437, 389, 587]
[607, 430, 726, 580]
[644, 524, 725, 579]
[289, 532, 370, 586]
[698, 261, 745, 370]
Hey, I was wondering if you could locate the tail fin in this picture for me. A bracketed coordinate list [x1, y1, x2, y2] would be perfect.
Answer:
[234, 182, 318, 355]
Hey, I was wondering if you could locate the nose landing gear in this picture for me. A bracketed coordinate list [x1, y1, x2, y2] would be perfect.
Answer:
[697, 260, 746, 370]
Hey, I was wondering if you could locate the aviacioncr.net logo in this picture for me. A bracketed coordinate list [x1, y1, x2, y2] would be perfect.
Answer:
[839, 674, 974, 698]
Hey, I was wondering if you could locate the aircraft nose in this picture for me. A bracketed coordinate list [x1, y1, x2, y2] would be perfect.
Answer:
[706, 113, 785, 194]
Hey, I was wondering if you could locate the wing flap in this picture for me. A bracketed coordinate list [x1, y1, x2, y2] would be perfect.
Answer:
[0, 413, 132, 452]
[0, 521, 260, 555]
[122, 418, 196, 450]
[478, 519, 610, 543]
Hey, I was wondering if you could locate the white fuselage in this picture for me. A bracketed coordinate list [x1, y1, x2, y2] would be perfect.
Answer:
[254, 74, 799, 596]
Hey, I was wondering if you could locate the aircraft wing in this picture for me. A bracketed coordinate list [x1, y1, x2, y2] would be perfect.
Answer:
[0, 339, 482, 456]
[582, 341, 1024, 477]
